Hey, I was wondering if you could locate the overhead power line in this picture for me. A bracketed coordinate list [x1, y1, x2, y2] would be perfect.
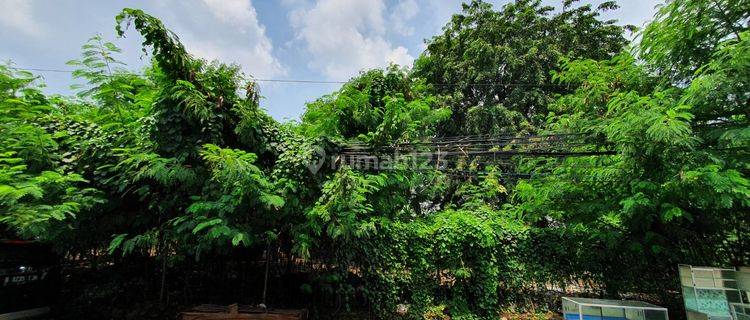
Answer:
[6, 65, 569, 88]
[9, 67, 73, 74]
[337, 133, 617, 175]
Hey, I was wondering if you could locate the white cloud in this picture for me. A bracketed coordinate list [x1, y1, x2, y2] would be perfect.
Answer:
[391, 0, 420, 36]
[0, 0, 41, 37]
[290, 0, 414, 80]
[200, 0, 258, 29]
[185, 39, 286, 78]
[171, 0, 286, 78]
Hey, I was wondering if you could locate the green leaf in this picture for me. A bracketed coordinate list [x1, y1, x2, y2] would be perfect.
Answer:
[108, 234, 128, 254]
[192, 218, 223, 234]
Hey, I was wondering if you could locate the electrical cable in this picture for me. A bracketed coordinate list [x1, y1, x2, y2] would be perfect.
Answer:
[5, 65, 571, 88]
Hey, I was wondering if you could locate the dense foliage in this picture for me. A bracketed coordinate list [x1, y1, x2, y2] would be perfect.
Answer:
[412, 0, 631, 136]
[0, 1, 747, 319]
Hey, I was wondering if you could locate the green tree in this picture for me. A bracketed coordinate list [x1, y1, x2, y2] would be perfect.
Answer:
[67, 34, 151, 119]
[105, 9, 285, 259]
[511, 0, 750, 298]
[413, 0, 631, 136]
[300, 66, 450, 145]
[640, 0, 750, 81]
[0, 66, 101, 240]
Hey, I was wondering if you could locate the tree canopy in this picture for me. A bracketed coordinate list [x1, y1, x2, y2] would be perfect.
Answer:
[0, 1, 747, 319]
[412, 0, 631, 136]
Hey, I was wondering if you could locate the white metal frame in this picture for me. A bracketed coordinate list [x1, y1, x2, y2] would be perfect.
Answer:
[562, 297, 669, 320]
[679, 264, 750, 320]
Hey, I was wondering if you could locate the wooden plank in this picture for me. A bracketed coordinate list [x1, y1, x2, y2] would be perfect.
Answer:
[180, 305, 307, 320]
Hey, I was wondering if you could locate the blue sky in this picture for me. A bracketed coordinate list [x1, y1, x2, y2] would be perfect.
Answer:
[0, 0, 662, 121]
